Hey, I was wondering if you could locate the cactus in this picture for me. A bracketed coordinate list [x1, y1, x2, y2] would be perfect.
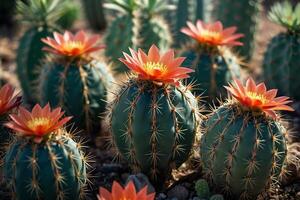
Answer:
[40, 31, 114, 139]
[180, 20, 244, 99]
[263, 1, 300, 101]
[210, 194, 224, 200]
[107, 45, 199, 184]
[211, 0, 262, 61]
[57, 0, 80, 29]
[3, 104, 88, 200]
[195, 179, 210, 199]
[200, 78, 293, 199]
[16, 0, 73, 105]
[81, 0, 106, 30]
[104, 0, 172, 73]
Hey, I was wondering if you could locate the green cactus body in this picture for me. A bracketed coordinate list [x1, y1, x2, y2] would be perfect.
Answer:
[3, 133, 87, 200]
[40, 60, 114, 138]
[209, 194, 224, 200]
[17, 26, 53, 105]
[212, 0, 262, 61]
[104, 0, 172, 73]
[200, 103, 287, 199]
[82, 0, 106, 30]
[181, 46, 241, 99]
[108, 79, 199, 183]
[195, 179, 210, 199]
[263, 1, 300, 101]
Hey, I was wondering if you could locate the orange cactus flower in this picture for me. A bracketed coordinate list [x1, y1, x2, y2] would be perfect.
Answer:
[181, 20, 244, 46]
[119, 45, 194, 86]
[41, 30, 105, 57]
[98, 181, 155, 200]
[225, 78, 294, 119]
[5, 104, 72, 143]
[0, 84, 21, 116]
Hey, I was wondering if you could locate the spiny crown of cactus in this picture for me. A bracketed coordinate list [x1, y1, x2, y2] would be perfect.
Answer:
[0, 84, 21, 116]
[17, 0, 73, 27]
[269, 1, 300, 33]
[5, 104, 72, 143]
[105, 0, 174, 16]
[42, 30, 105, 59]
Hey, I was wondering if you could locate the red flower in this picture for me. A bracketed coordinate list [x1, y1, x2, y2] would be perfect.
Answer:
[0, 84, 21, 116]
[98, 181, 155, 200]
[5, 104, 72, 143]
[119, 45, 194, 85]
[41, 30, 105, 57]
[225, 78, 294, 119]
[181, 20, 244, 46]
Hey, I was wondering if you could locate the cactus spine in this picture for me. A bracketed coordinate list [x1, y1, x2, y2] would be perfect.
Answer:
[4, 132, 87, 200]
[212, 0, 262, 61]
[81, 0, 106, 30]
[104, 0, 172, 72]
[181, 45, 242, 99]
[107, 79, 199, 183]
[40, 60, 114, 138]
[263, 1, 300, 101]
[200, 102, 288, 199]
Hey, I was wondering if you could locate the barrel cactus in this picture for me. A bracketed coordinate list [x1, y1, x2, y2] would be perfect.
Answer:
[40, 30, 114, 140]
[81, 0, 106, 30]
[200, 78, 294, 199]
[263, 1, 300, 101]
[180, 20, 244, 99]
[211, 0, 262, 61]
[195, 179, 210, 199]
[107, 45, 200, 184]
[104, 0, 172, 72]
[0, 84, 21, 158]
[16, 0, 77, 105]
[3, 104, 88, 200]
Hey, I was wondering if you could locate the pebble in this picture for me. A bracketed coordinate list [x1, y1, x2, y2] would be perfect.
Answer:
[167, 185, 189, 200]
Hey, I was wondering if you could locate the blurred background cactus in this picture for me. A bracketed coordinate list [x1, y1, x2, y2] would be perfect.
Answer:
[81, 0, 106, 30]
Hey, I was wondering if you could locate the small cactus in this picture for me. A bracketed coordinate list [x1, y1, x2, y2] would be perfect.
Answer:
[180, 20, 244, 100]
[200, 78, 294, 199]
[40, 30, 114, 139]
[210, 194, 224, 200]
[107, 45, 200, 184]
[263, 1, 300, 101]
[3, 104, 88, 200]
[195, 179, 210, 199]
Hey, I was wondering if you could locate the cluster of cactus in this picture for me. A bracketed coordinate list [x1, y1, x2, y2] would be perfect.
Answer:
[195, 179, 224, 200]
[16, 0, 79, 105]
[263, 1, 300, 101]
[108, 79, 199, 183]
[104, 0, 172, 72]
[81, 0, 106, 30]
[211, 0, 262, 61]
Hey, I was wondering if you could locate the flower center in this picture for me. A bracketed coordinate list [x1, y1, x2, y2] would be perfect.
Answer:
[27, 117, 51, 130]
[200, 30, 222, 43]
[246, 91, 268, 104]
[62, 41, 84, 52]
[143, 62, 167, 76]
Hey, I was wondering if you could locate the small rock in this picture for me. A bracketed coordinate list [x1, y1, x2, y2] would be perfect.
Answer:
[167, 185, 189, 200]
[156, 193, 167, 200]
[296, 192, 300, 198]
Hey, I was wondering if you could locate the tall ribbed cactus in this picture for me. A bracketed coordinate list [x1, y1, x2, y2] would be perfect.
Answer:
[107, 45, 200, 184]
[3, 104, 88, 200]
[211, 0, 262, 61]
[200, 78, 294, 199]
[263, 1, 300, 101]
[180, 20, 244, 100]
[16, 0, 77, 105]
[104, 0, 172, 72]
[81, 0, 106, 30]
[40, 31, 114, 139]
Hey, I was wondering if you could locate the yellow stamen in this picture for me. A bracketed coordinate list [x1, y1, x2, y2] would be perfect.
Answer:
[27, 117, 51, 130]
[62, 41, 84, 51]
[246, 92, 268, 104]
[201, 30, 222, 41]
[143, 62, 167, 75]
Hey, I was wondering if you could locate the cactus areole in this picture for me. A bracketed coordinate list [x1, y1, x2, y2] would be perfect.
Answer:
[40, 30, 113, 137]
[180, 20, 244, 99]
[200, 78, 294, 199]
[3, 104, 87, 200]
[108, 45, 199, 183]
